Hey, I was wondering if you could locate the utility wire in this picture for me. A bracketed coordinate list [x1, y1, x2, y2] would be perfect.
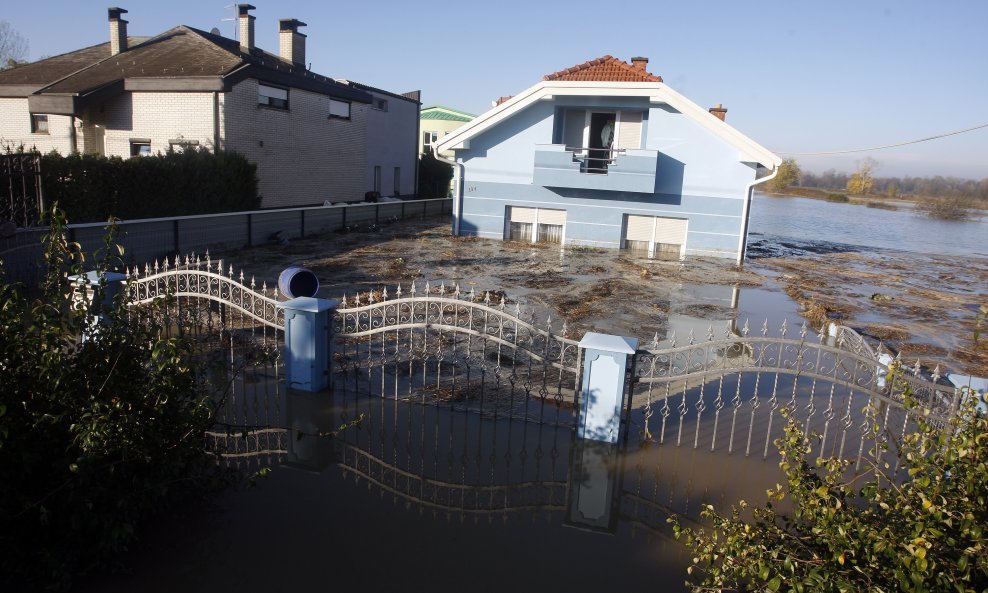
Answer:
[776, 122, 988, 156]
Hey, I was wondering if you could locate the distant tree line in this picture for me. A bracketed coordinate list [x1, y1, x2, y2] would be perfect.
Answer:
[798, 167, 988, 201]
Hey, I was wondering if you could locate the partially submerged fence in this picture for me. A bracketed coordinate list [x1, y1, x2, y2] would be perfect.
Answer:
[120, 255, 289, 468]
[74, 254, 963, 471]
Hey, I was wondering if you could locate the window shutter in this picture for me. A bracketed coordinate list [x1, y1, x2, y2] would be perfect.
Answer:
[537, 208, 566, 226]
[625, 215, 654, 242]
[618, 111, 642, 150]
[509, 207, 537, 224]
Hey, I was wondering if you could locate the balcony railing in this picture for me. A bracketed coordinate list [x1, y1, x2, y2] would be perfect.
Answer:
[533, 144, 658, 194]
[565, 146, 625, 174]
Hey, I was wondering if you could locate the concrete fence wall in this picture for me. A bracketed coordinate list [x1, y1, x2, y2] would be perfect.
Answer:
[1, 198, 452, 283]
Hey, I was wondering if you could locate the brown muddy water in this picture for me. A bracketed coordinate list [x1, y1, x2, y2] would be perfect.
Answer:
[82, 196, 987, 591]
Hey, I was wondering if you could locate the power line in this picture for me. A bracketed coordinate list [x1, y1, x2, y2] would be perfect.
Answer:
[776, 122, 988, 156]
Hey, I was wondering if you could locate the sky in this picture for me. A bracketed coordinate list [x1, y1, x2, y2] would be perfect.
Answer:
[3, 0, 987, 179]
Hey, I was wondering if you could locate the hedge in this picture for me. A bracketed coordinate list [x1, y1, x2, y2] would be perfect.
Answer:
[39, 147, 260, 223]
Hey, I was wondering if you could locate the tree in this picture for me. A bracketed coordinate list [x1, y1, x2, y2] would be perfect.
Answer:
[769, 158, 802, 192]
[671, 370, 988, 593]
[847, 157, 878, 195]
[0, 21, 28, 69]
[418, 152, 454, 198]
[0, 211, 224, 590]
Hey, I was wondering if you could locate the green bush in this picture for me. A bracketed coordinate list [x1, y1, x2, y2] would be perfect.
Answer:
[671, 368, 988, 593]
[825, 192, 849, 203]
[0, 210, 224, 590]
[39, 147, 259, 223]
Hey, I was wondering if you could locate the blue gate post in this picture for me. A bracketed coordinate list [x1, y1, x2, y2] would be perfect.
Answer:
[577, 332, 638, 443]
[68, 270, 128, 340]
[278, 297, 340, 393]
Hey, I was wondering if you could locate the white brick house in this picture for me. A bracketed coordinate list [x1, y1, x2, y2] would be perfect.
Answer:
[0, 6, 421, 208]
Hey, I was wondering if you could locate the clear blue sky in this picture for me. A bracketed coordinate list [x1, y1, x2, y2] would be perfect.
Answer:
[5, 0, 987, 179]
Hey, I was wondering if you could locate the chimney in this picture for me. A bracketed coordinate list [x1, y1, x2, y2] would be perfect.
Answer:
[709, 103, 727, 121]
[238, 4, 256, 51]
[279, 19, 307, 67]
[108, 7, 128, 56]
[630, 56, 649, 71]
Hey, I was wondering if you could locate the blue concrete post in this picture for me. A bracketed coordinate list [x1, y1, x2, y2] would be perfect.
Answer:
[577, 332, 638, 443]
[278, 297, 340, 393]
[68, 270, 127, 339]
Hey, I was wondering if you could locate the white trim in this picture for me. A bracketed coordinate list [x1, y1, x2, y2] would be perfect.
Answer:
[434, 80, 781, 168]
[566, 221, 621, 228]
[464, 195, 741, 218]
[688, 230, 738, 236]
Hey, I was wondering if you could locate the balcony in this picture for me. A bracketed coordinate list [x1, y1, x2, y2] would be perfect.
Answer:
[533, 144, 658, 194]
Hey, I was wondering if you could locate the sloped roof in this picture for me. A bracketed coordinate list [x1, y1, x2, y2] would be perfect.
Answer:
[543, 55, 663, 83]
[421, 105, 476, 121]
[0, 24, 371, 110]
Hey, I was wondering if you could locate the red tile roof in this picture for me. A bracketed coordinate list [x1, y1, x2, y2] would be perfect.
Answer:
[543, 55, 662, 83]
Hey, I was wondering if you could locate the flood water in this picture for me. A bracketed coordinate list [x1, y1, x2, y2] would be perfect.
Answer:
[85, 389, 787, 593]
[81, 194, 987, 591]
[748, 192, 988, 258]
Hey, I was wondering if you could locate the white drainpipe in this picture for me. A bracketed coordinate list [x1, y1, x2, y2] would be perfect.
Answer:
[431, 144, 462, 235]
[736, 165, 779, 266]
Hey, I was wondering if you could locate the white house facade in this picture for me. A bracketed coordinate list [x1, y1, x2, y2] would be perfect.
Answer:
[0, 6, 420, 208]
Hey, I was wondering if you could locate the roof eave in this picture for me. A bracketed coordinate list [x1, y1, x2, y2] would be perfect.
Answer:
[435, 80, 781, 169]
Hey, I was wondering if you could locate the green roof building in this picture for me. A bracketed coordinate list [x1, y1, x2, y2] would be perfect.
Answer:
[420, 105, 476, 156]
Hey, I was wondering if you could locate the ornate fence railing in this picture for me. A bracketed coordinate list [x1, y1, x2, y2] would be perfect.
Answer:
[124, 254, 288, 468]
[332, 282, 582, 426]
[631, 318, 959, 463]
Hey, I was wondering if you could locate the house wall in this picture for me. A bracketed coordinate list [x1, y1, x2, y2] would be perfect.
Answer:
[420, 116, 471, 156]
[0, 97, 75, 154]
[364, 92, 418, 197]
[99, 91, 216, 156]
[222, 78, 367, 208]
[454, 97, 757, 259]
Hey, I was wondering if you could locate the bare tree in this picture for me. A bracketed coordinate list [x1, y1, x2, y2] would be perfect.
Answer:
[0, 21, 28, 69]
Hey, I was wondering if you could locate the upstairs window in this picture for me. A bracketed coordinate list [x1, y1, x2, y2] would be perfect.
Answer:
[329, 99, 351, 119]
[371, 98, 388, 111]
[422, 131, 439, 150]
[258, 83, 289, 109]
[31, 114, 49, 134]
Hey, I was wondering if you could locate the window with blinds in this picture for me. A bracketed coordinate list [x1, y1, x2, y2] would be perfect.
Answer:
[507, 207, 566, 244]
[623, 215, 687, 259]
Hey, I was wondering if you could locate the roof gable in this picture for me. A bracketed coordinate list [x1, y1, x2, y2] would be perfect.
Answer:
[435, 80, 780, 169]
[543, 55, 662, 83]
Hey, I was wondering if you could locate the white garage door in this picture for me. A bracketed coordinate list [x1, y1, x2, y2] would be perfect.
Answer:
[507, 206, 566, 244]
[624, 215, 687, 259]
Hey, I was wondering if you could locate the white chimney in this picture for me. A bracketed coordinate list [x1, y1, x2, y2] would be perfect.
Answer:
[279, 19, 307, 67]
[108, 7, 128, 56]
[237, 4, 255, 51]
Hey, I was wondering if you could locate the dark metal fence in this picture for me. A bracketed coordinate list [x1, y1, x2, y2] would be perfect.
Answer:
[0, 151, 44, 228]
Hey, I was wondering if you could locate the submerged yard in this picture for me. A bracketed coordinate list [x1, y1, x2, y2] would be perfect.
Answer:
[219, 213, 988, 377]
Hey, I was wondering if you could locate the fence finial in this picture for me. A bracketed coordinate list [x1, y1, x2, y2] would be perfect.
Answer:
[706, 325, 714, 342]
[741, 319, 750, 337]
[669, 331, 677, 348]
[425, 281, 431, 295]
[410, 281, 417, 296]
[395, 284, 402, 299]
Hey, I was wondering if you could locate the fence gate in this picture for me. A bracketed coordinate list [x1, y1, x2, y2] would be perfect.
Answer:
[1, 151, 44, 228]
[126, 255, 288, 468]
[332, 282, 582, 427]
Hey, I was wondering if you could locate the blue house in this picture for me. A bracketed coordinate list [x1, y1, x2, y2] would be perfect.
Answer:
[433, 56, 781, 263]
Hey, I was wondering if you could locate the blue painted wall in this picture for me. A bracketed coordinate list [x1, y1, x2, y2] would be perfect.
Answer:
[455, 96, 758, 258]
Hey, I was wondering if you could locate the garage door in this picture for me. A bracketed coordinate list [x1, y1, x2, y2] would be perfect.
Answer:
[507, 207, 566, 244]
[624, 215, 687, 259]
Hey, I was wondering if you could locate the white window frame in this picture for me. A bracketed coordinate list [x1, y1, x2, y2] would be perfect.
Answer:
[505, 206, 566, 245]
[258, 83, 289, 109]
